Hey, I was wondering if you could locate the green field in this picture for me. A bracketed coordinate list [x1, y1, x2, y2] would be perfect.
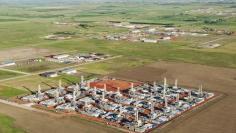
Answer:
[79, 57, 152, 75]
[0, 70, 22, 80]
[0, 1, 235, 90]
[0, 86, 27, 99]
[9, 61, 70, 73]
[0, 114, 27, 133]
[0, 1, 235, 133]
[38, 38, 236, 69]
[0, 3, 235, 73]
[52, 74, 82, 84]
[0, 3, 235, 49]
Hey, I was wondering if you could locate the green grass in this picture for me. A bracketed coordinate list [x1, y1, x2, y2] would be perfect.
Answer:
[0, 70, 22, 80]
[40, 38, 236, 69]
[0, 19, 24, 22]
[80, 57, 152, 75]
[0, 3, 234, 133]
[53, 74, 82, 84]
[0, 114, 27, 133]
[1, 75, 61, 91]
[0, 3, 234, 49]
[0, 3, 235, 75]
[0, 86, 27, 99]
[10, 62, 70, 73]
[51, 72, 99, 85]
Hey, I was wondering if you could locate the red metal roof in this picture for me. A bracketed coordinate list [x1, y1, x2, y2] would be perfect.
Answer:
[89, 79, 142, 92]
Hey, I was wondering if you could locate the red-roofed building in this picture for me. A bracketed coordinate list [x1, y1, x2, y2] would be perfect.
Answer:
[89, 79, 142, 92]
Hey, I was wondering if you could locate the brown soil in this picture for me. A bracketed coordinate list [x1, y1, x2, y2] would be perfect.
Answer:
[0, 61, 235, 133]
[0, 102, 123, 133]
[0, 47, 52, 61]
[111, 61, 236, 133]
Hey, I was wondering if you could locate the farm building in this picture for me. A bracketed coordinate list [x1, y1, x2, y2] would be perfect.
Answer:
[59, 68, 77, 75]
[52, 54, 70, 60]
[0, 61, 16, 67]
[141, 38, 158, 43]
[40, 72, 58, 78]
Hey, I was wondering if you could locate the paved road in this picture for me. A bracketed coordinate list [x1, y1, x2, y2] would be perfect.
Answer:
[0, 68, 30, 75]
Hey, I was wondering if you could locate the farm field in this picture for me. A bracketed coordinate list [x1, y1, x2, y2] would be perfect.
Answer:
[8, 61, 71, 73]
[0, 47, 56, 61]
[0, 85, 27, 99]
[0, 1, 235, 133]
[0, 113, 27, 133]
[0, 2, 235, 73]
[0, 102, 123, 133]
[0, 70, 22, 80]
[0, 61, 235, 133]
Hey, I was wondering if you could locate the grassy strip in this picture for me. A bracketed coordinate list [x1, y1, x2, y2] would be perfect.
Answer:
[0, 86, 27, 99]
[0, 70, 22, 80]
[0, 114, 27, 133]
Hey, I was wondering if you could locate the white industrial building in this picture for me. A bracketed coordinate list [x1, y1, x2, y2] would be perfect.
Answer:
[141, 38, 158, 43]
[59, 68, 77, 75]
[0, 61, 16, 68]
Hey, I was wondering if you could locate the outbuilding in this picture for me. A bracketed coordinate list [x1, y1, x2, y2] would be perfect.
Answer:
[52, 54, 70, 60]
[59, 68, 77, 75]
[40, 72, 58, 78]
[0, 61, 16, 67]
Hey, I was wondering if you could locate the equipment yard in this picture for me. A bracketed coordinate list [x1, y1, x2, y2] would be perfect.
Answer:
[10, 76, 215, 133]
[0, 61, 235, 133]
[0, 1, 235, 133]
[111, 61, 236, 133]
[0, 62, 236, 133]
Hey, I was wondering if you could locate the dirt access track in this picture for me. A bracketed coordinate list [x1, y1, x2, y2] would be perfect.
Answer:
[0, 61, 235, 133]
[111, 61, 236, 133]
